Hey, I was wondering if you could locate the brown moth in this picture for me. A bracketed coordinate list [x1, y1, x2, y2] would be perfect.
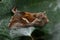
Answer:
[8, 7, 49, 40]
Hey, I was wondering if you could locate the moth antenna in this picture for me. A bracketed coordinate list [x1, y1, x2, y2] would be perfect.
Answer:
[12, 7, 21, 14]
[12, 7, 17, 14]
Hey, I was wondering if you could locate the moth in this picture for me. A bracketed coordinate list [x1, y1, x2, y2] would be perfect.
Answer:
[8, 7, 49, 40]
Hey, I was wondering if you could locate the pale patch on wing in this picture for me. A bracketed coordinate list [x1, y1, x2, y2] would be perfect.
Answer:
[10, 26, 35, 38]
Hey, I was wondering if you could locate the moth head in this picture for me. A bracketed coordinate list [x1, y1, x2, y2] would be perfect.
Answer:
[35, 11, 49, 26]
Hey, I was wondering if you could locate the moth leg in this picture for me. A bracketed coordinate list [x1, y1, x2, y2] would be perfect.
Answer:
[31, 18, 41, 24]
[22, 18, 30, 23]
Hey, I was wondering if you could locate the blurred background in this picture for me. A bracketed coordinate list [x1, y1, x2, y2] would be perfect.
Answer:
[0, 0, 60, 40]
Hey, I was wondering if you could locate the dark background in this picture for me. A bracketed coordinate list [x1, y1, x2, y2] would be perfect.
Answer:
[0, 0, 60, 40]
